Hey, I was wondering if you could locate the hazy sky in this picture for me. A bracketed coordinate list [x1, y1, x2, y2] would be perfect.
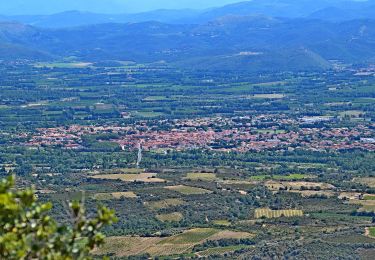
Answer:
[0, 0, 247, 15]
[121, 0, 246, 12]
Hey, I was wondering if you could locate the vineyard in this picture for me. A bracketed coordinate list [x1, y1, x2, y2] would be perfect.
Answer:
[255, 208, 303, 219]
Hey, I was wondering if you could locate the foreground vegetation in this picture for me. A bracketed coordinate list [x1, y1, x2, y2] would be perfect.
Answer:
[0, 176, 116, 259]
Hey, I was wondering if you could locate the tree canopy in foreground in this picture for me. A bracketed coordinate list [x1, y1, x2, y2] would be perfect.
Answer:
[0, 176, 117, 260]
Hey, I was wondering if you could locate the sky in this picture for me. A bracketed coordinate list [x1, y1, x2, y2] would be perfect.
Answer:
[119, 0, 246, 12]
[0, 0, 247, 15]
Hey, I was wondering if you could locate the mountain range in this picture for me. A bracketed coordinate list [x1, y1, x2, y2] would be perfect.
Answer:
[1, 0, 375, 28]
[1, 16, 375, 71]
[1, 0, 375, 72]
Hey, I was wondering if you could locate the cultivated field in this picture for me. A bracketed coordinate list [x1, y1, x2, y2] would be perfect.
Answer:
[92, 236, 163, 257]
[288, 190, 335, 198]
[265, 181, 335, 191]
[94, 192, 138, 200]
[353, 177, 375, 188]
[146, 228, 221, 256]
[184, 172, 217, 181]
[207, 230, 254, 240]
[222, 180, 256, 185]
[349, 199, 375, 212]
[368, 227, 375, 238]
[109, 168, 145, 174]
[338, 192, 363, 200]
[364, 195, 375, 200]
[145, 198, 184, 210]
[339, 110, 364, 118]
[35, 62, 92, 68]
[212, 220, 231, 226]
[159, 228, 219, 245]
[252, 94, 285, 99]
[165, 185, 212, 195]
[254, 208, 303, 219]
[196, 245, 253, 257]
[91, 173, 165, 183]
[156, 212, 183, 222]
[250, 174, 315, 181]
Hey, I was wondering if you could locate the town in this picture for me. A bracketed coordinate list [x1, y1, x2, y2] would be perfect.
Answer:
[26, 115, 375, 152]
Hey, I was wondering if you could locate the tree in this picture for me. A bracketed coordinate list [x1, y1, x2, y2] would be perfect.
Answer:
[0, 166, 6, 176]
[0, 175, 117, 259]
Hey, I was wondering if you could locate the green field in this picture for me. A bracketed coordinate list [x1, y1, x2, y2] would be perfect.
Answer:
[364, 195, 375, 200]
[159, 228, 219, 244]
[94, 192, 138, 200]
[165, 185, 212, 195]
[250, 175, 272, 181]
[212, 220, 231, 226]
[369, 227, 375, 238]
[184, 172, 217, 181]
[274, 174, 314, 180]
[349, 199, 375, 212]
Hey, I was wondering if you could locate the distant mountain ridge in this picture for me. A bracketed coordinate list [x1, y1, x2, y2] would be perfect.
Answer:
[3, 9, 200, 28]
[2, 0, 375, 28]
[1, 16, 375, 72]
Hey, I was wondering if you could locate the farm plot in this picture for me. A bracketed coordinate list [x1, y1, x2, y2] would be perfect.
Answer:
[94, 192, 138, 200]
[91, 173, 165, 183]
[353, 178, 375, 188]
[94, 228, 255, 257]
[368, 227, 375, 238]
[35, 62, 92, 68]
[274, 174, 316, 180]
[156, 212, 183, 222]
[254, 208, 303, 219]
[207, 230, 254, 241]
[339, 110, 364, 118]
[364, 195, 375, 200]
[349, 199, 375, 212]
[110, 168, 145, 174]
[338, 192, 363, 200]
[265, 181, 335, 191]
[288, 190, 335, 198]
[251, 174, 315, 181]
[196, 245, 253, 257]
[92, 236, 162, 257]
[146, 228, 219, 256]
[212, 220, 231, 226]
[145, 198, 184, 210]
[184, 172, 217, 181]
[135, 111, 165, 118]
[145, 243, 195, 256]
[165, 185, 212, 195]
[160, 228, 219, 245]
[222, 180, 256, 185]
[250, 175, 272, 181]
[252, 94, 285, 99]
[339, 193, 375, 201]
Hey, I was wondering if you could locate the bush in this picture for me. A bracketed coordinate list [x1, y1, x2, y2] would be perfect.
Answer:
[0, 175, 117, 259]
